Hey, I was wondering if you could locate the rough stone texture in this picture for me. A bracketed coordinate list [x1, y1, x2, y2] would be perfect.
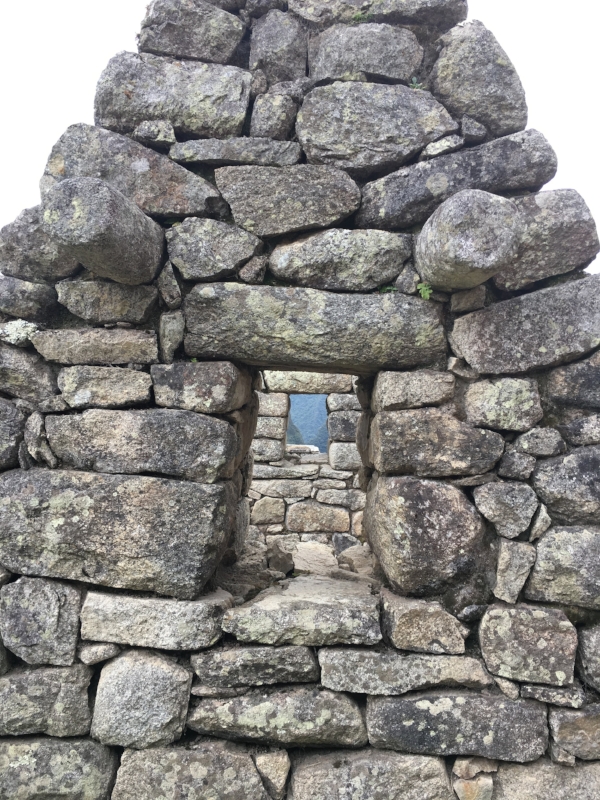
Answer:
[95, 52, 251, 138]
[381, 590, 469, 654]
[0, 275, 56, 321]
[450, 285, 487, 314]
[215, 165, 360, 237]
[112, 740, 270, 800]
[494, 759, 600, 800]
[91, 649, 191, 748]
[0, 665, 92, 736]
[45, 408, 239, 482]
[546, 350, 600, 408]
[81, 589, 232, 650]
[222, 575, 381, 645]
[0, 319, 39, 348]
[579, 624, 600, 692]
[132, 119, 176, 149]
[0, 398, 25, 470]
[463, 379, 543, 432]
[453, 775, 493, 800]
[0, 469, 237, 599]
[58, 366, 153, 409]
[297, 82, 457, 177]
[269, 228, 412, 292]
[420, 134, 464, 162]
[250, 93, 298, 140]
[264, 371, 352, 394]
[415, 190, 523, 291]
[515, 427, 565, 457]
[249, 11, 307, 85]
[0, 737, 118, 800]
[187, 685, 367, 746]
[0, 577, 81, 666]
[78, 642, 121, 665]
[287, 500, 350, 533]
[473, 482, 538, 539]
[366, 409, 504, 476]
[156, 262, 182, 309]
[253, 437, 286, 462]
[533, 446, 600, 525]
[357, 129, 557, 230]
[451, 274, 600, 374]
[152, 361, 252, 414]
[365, 476, 485, 596]
[430, 21, 527, 137]
[252, 497, 286, 524]
[0, 341, 57, 402]
[255, 416, 287, 438]
[40, 123, 222, 218]
[191, 645, 318, 688]
[327, 411, 360, 442]
[560, 415, 600, 447]
[254, 750, 290, 800]
[290, 749, 452, 800]
[159, 308, 187, 363]
[479, 604, 577, 686]
[328, 393, 362, 412]
[170, 136, 301, 167]
[57, 281, 157, 323]
[252, 479, 312, 499]
[139, 0, 245, 63]
[31, 329, 158, 365]
[494, 190, 600, 291]
[521, 682, 585, 708]
[184, 284, 445, 373]
[372, 370, 455, 412]
[367, 692, 548, 762]
[289, 0, 468, 30]
[493, 540, 537, 604]
[166, 217, 261, 281]
[550, 705, 600, 760]
[525, 526, 600, 609]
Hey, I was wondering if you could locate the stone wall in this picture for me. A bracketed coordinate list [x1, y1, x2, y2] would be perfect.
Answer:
[0, 0, 599, 797]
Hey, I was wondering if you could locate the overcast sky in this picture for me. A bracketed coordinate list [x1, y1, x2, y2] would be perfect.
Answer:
[0, 0, 598, 271]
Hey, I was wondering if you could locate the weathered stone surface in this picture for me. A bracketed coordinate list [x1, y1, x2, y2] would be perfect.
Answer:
[251, 496, 285, 524]
[463, 379, 543, 432]
[170, 136, 300, 167]
[547, 350, 600, 408]
[0, 737, 118, 800]
[381, 590, 468, 654]
[0, 665, 92, 736]
[157, 262, 181, 309]
[41, 123, 221, 218]
[264, 371, 352, 394]
[494, 758, 600, 800]
[166, 218, 261, 281]
[139, 0, 245, 63]
[315, 488, 365, 511]
[287, 500, 350, 532]
[253, 437, 286, 462]
[357, 129, 557, 230]
[430, 21, 527, 137]
[78, 642, 121, 665]
[579, 624, 600, 691]
[327, 393, 361, 412]
[328, 411, 360, 442]
[24, 411, 57, 469]
[92, 649, 191, 748]
[185, 284, 445, 373]
[0, 318, 39, 348]
[0, 341, 57, 402]
[297, 82, 457, 177]
[521, 682, 585, 708]
[450, 285, 487, 314]
[473, 482, 538, 539]
[95, 52, 251, 138]
[289, 0, 467, 30]
[222, 575, 381, 645]
[57, 281, 157, 323]
[215, 165, 360, 237]
[249, 10, 307, 85]
[250, 93, 298, 140]
[132, 119, 176, 149]
[452, 774, 493, 800]
[366, 409, 504, 476]
[160, 310, 187, 364]
[451, 274, 600, 374]
[494, 540, 536, 604]
[372, 370, 455, 412]
[58, 366, 152, 409]
[550, 705, 600, 760]
[269, 228, 412, 291]
[533, 446, 600, 525]
[560, 415, 600, 447]
[0, 399, 24, 470]
[0, 276, 56, 321]
[290, 749, 452, 800]
[254, 750, 289, 800]
[367, 692, 548, 761]
[188, 685, 367, 746]
[365, 476, 485, 596]
[479, 604, 577, 686]
[31, 329, 158, 365]
[152, 361, 252, 414]
[81, 589, 232, 650]
[191, 645, 318, 688]
[253, 463, 317, 479]
[0, 469, 237, 599]
[452, 757, 498, 780]
[252, 479, 312, 498]
[515, 427, 565, 457]
[112, 740, 270, 800]
[497, 451, 536, 480]
[420, 134, 464, 162]
[526, 526, 600, 609]
[0, 577, 81, 666]
[255, 416, 287, 438]
[46, 408, 239, 482]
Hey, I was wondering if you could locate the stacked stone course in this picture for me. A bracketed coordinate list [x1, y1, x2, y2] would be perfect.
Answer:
[0, 0, 599, 797]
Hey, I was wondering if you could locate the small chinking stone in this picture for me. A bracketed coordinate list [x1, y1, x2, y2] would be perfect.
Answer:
[472, 482, 538, 539]
[0, 398, 25, 470]
[381, 590, 469, 654]
[493, 539, 536, 604]
[254, 750, 290, 800]
[579, 624, 600, 691]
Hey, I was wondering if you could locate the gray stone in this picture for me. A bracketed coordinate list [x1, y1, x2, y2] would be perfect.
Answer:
[514, 427, 566, 457]
[253, 437, 286, 462]
[453, 775, 493, 800]
[249, 10, 307, 85]
[394, 262, 420, 294]
[357, 129, 557, 230]
[156, 262, 181, 309]
[131, 119, 176, 150]
[152, 361, 252, 414]
[91, 649, 191, 748]
[95, 52, 251, 138]
[430, 20, 527, 137]
[256, 393, 289, 417]
[170, 137, 301, 167]
[253, 463, 317, 479]
[0, 319, 39, 348]
[0, 341, 57, 402]
[81, 589, 232, 650]
[0, 664, 92, 736]
[450, 286, 487, 314]
[329, 443, 363, 470]
[0, 577, 81, 666]
[0, 399, 24, 470]
[328, 410, 360, 442]
[187, 684, 367, 746]
[533, 446, 600, 525]
[365, 475, 485, 596]
[451, 274, 600, 374]
[255, 416, 287, 438]
[461, 115, 487, 142]
[550, 705, 600, 760]
[494, 190, 600, 291]
[24, 411, 56, 469]
[58, 366, 152, 409]
[366, 409, 504, 476]
[112, 740, 270, 800]
[416, 191, 523, 292]
[497, 450, 536, 480]
[0, 469, 237, 599]
[31, 328, 158, 364]
[327, 393, 361, 412]
[139, 0, 245, 63]
[521, 682, 585, 708]
[254, 750, 289, 800]
[473, 482, 538, 538]
[493, 540, 536, 604]
[559, 415, 600, 447]
[547, 350, 600, 408]
[252, 479, 312, 498]
[191, 645, 318, 688]
[239, 254, 268, 283]
[381, 589, 469, 654]
[529, 503, 552, 542]
[315, 489, 365, 511]
[479, 604, 577, 686]
[289, 0, 468, 30]
[495, 758, 600, 799]
[215, 165, 360, 237]
[0, 276, 56, 321]
[264, 371, 353, 394]
[40, 123, 221, 219]
[78, 642, 121, 665]
[57, 280, 158, 323]
[419, 134, 464, 161]
[0, 737, 118, 800]
[269, 228, 412, 292]
[222, 575, 381, 645]
[371, 370, 455, 412]
[579, 623, 600, 691]
[452, 757, 499, 780]
[251, 497, 286, 525]
[250, 93, 298, 140]
[286, 500, 349, 533]
[297, 82, 457, 177]
[367, 692, 548, 761]
[159, 309, 185, 362]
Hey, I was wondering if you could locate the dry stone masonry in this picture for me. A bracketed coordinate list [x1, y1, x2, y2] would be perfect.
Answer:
[0, 0, 598, 796]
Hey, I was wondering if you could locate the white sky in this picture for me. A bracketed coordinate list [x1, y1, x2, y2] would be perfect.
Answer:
[0, 0, 598, 272]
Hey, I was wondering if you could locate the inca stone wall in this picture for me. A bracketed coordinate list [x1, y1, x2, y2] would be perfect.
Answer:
[0, 0, 599, 797]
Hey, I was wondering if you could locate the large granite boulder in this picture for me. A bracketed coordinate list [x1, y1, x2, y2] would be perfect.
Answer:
[151, 361, 252, 414]
[494, 759, 600, 800]
[289, 0, 467, 31]
[0, 341, 57, 403]
[547, 351, 600, 408]
[533, 446, 600, 525]
[190, 645, 319, 689]
[249, 10, 307, 84]
[169, 137, 301, 167]
[58, 366, 153, 409]
[56, 281, 157, 324]
[0, 469, 237, 599]
[31, 329, 158, 365]
[184, 283, 446, 373]
[0, 399, 25, 470]
[463, 378, 543, 432]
